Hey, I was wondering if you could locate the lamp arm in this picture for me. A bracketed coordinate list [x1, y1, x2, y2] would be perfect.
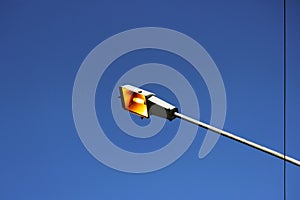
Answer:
[174, 112, 300, 167]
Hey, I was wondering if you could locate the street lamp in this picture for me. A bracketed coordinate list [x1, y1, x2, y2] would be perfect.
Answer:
[119, 84, 300, 167]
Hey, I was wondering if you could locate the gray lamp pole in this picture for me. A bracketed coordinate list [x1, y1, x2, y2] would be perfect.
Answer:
[174, 112, 300, 167]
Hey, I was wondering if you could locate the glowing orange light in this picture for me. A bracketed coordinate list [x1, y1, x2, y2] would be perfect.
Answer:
[120, 87, 148, 118]
[132, 97, 145, 104]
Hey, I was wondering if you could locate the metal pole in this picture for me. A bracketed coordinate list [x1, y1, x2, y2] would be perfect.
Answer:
[174, 112, 300, 167]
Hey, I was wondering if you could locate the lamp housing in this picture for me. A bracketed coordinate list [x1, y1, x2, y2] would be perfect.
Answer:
[119, 85, 178, 120]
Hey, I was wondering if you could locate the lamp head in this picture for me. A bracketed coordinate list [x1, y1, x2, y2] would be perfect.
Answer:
[119, 85, 178, 120]
[119, 85, 154, 118]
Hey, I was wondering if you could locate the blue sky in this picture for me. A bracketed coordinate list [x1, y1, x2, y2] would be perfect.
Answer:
[0, 0, 299, 199]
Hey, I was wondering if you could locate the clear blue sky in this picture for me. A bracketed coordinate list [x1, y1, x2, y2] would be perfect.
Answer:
[0, 0, 299, 199]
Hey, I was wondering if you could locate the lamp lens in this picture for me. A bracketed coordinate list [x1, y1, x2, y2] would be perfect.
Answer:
[120, 87, 148, 118]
